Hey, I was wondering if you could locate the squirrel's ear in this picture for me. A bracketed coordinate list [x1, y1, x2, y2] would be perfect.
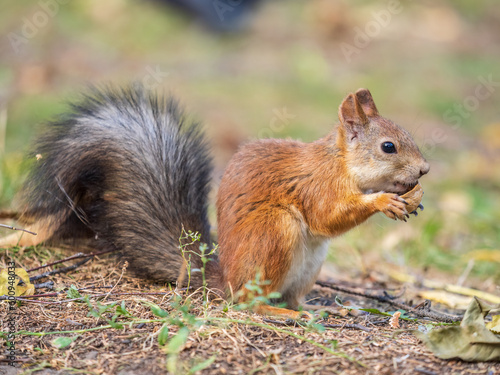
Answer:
[355, 88, 379, 117]
[338, 93, 368, 140]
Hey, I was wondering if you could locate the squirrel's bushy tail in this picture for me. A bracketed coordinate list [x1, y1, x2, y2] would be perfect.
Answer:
[20, 84, 220, 286]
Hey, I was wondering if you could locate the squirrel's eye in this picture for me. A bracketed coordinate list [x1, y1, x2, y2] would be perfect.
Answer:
[381, 142, 397, 154]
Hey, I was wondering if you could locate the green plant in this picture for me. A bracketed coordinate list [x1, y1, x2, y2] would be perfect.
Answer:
[233, 271, 283, 312]
[178, 228, 217, 314]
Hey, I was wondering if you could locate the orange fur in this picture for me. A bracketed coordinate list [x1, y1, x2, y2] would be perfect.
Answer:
[217, 89, 429, 318]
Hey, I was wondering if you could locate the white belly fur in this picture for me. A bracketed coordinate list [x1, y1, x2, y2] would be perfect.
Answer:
[279, 234, 329, 305]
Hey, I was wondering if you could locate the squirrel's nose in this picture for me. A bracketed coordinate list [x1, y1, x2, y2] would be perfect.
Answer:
[419, 162, 430, 177]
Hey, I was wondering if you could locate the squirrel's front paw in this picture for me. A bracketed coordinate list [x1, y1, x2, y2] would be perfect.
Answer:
[375, 193, 409, 221]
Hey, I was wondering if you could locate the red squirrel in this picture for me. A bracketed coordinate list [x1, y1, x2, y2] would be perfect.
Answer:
[0, 86, 429, 319]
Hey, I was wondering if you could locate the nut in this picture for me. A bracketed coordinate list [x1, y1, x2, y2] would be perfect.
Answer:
[400, 182, 424, 213]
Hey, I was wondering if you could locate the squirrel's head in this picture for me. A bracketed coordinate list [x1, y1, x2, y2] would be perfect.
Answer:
[338, 89, 430, 195]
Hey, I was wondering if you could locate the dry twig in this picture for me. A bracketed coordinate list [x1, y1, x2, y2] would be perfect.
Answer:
[0, 223, 37, 236]
[29, 258, 93, 282]
[316, 280, 462, 323]
[27, 249, 117, 272]
[262, 318, 372, 332]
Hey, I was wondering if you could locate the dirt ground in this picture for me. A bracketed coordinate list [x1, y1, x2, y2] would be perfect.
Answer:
[1, 251, 498, 375]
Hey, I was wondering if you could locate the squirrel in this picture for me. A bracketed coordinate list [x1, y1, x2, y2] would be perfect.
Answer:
[0, 85, 429, 319]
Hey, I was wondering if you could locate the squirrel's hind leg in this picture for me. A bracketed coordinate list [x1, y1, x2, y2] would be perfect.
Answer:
[254, 304, 313, 320]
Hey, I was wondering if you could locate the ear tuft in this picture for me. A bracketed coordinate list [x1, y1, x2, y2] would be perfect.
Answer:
[355, 88, 379, 117]
[338, 92, 368, 129]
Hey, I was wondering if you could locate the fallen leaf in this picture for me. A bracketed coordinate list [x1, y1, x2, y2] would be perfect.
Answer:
[390, 311, 401, 329]
[387, 269, 500, 304]
[417, 290, 472, 310]
[465, 249, 500, 263]
[338, 308, 350, 317]
[158, 324, 170, 346]
[412, 297, 500, 361]
[486, 315, 500, 334]
[0, 268, 35, 297]
[52, 336, 78, 349]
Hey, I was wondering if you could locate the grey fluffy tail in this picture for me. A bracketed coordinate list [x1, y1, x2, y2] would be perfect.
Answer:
[21, 84, 221, 287]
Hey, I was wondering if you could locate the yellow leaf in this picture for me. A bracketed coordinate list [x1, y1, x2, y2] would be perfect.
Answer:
[417, 290, 472, 310]
[486, 315, 500, 334]
[0, 268, 35, 297]
[388, 269, 500, 304]
[465, 249, 500, 263]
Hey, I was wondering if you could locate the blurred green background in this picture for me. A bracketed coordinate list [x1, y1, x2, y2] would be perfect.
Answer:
[0, 1, 498, 291]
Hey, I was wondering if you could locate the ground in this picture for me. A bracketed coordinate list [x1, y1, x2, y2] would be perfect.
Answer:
[1, 1, 500, 374]
[1, 248, 498, 374]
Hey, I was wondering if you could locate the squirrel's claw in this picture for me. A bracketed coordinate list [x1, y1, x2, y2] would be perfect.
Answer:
[409, 204, 424, 216]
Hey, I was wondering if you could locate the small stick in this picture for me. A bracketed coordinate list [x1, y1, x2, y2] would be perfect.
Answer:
[415, 367, 437, 375]
[262, 318, 372, 332]
[316, 280, 462, 323]
[8, 298, 55, 304]
[0, 223, 37, 236]
[78, 285, 114, 290]
[34, 281, 55, 290]
[27, 249, 116, 272]
[262, 318, 299, 327]
[456, 259, 475, 287]
[29, 258, 92, 282]
[322, 323, 372, 332]
[369, 319, 390, 326]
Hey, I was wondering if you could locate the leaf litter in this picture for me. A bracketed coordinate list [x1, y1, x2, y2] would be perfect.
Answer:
[0, 250, 499, 374]
[413, 297, 500, 362]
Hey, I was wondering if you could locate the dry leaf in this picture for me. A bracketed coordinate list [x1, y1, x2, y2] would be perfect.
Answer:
[465, 249, 500, 263]
[412, 297, 500, 361]
[486, 315, 500, 334]
[0, 268, 35, 296]
[387, 269, 500, 304]
[417, 290, 472, 310]
[390, 311, 401, 329]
